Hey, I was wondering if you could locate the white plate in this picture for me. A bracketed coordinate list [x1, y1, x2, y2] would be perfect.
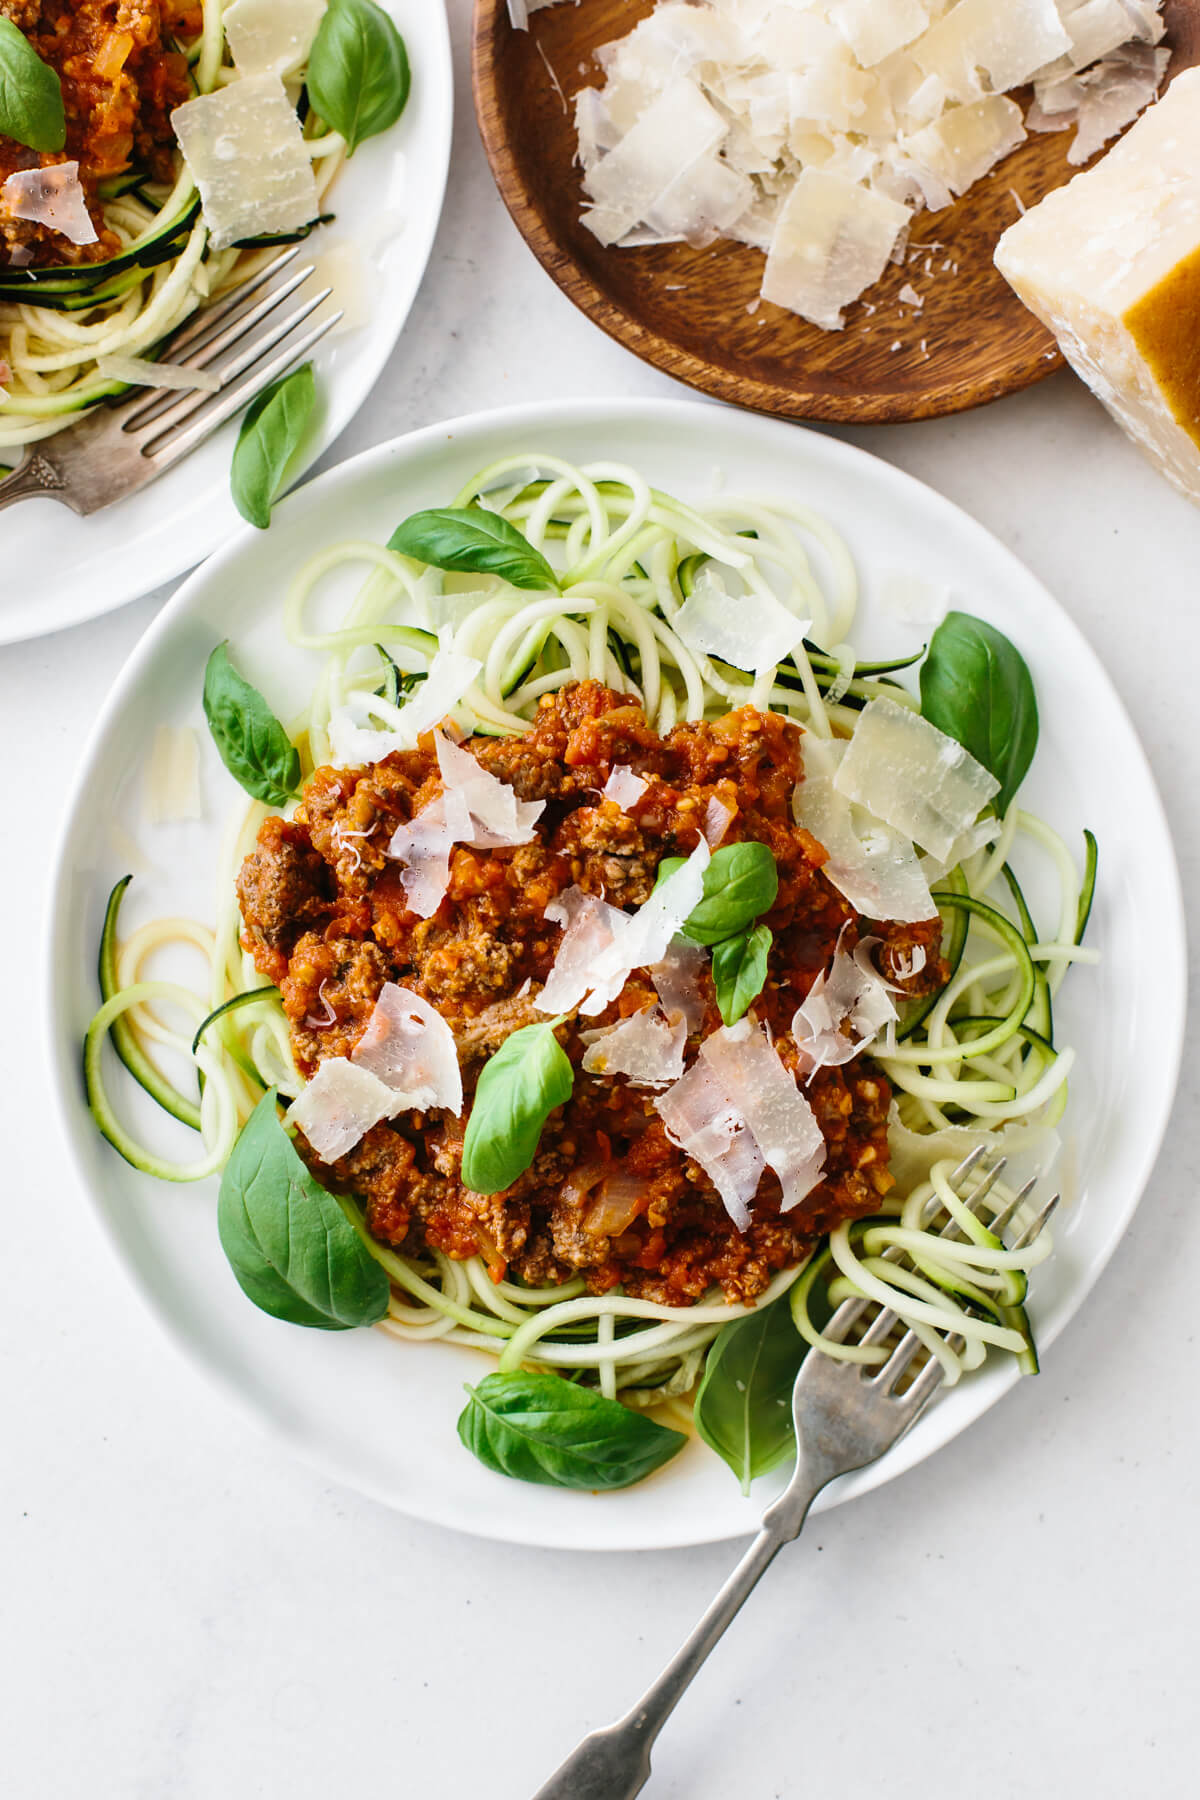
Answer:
[0, 0, 452, 646]
[45, 398, 1186, 1551]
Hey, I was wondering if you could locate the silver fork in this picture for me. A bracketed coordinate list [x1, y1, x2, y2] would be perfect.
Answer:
[532, 1149, 1058, 1800]
[0, 247, 341, 515]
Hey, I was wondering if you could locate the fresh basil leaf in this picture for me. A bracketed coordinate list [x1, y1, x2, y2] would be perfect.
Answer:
[218, 1090, 390, 1330]
[694, 1297, 806, 1494]
[712, 923, 771, 1026]
[461, 1020, 573, 1194]
[0, 18, 65, 152]
[655, 841, 779, 946]
[458, 1371, 685, 1489]
[230, 362, 316, 530]
[203, 641, 301, 807]
[388, 507, 559, 593]
[919, 610, 1039, 817]
[307, 0, 411, 156]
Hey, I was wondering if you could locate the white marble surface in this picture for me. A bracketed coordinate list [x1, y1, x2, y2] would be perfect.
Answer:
[4, 5, 1199, 1795]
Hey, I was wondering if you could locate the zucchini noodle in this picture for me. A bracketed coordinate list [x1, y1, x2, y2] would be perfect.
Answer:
[0, 0, 347, 451]
[86, 457, 1096, 1418]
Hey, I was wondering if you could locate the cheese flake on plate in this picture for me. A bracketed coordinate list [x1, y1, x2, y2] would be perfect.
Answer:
[2, 164, 97, 246]
[792, 733, 938, 923]
[674, 565, 810, 672]
[603, 765, 649, 809]
[791, 932, 898, 1077]
[285, 1058, 402, 1163]
[582, 1007, 687, 1087]
[654, 1059, 765, 1231]
[700, 1020, 827, 1213]
[834, 696, 999, 862]
[829, 0, 930, 69]
[171, 72, 319, 252]
[351, 983, 463, 1114]
[224, 0, 327, 76]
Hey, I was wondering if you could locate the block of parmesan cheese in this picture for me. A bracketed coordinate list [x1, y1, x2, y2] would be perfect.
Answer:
[995, 67, 1200, 506]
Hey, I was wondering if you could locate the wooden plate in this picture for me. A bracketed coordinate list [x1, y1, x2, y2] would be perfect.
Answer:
[473, 0, 1200, 424]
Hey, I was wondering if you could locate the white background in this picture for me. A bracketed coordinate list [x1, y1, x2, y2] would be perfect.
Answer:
[4, 3, 1199, 1795]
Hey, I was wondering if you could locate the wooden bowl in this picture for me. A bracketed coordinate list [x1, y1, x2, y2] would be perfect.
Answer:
[473, 0, 1200, 424]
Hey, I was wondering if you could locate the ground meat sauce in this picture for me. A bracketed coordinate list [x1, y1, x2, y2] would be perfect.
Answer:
[0, 2, 197, 266]
[237, 682, 946, 1307]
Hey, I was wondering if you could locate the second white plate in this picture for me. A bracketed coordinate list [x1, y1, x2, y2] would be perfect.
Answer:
[46, 397, 1186, 1550]
[1, 0, 452, 645]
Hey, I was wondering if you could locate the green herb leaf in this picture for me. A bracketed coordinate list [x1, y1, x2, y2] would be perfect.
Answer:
[388, 507, 559, 592]
[230, 362, 316, 530]
[307, 0, 411, 156]
[693, 1296, 806, 1493]
[458, 1371, 686, 1489]
[203, 641, 302, 807]
[218, 1090, 390, 1330]
[712, 923, 771, 1026]
[460, 1020, 573, 1194]
[0, 18, 65, 152]
[919, 610, 1038, 817]
[655, 841, 779, 946]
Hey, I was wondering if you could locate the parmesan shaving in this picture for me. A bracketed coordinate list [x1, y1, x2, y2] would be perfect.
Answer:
[284, 1059, 401, 1163]
[834, 697, 999, 862]
[328, 640, 483, 769]
[224, 0, 327, 76]
[435, 731, 545, 847]
[2, 164, 97, 246]
[700, 1021, 827, 1214]
[582, 1007, 687, 1088]
[651, 938, 709, 1034]
[351, 983, 463, 1114]
[791, 932, 897, 1078]
[539, 837, 711, 1018]
[792, 733, 938, 924]
[171, 73, 319, 253]
[674, 565, 810, 671]
[655, 1060, 765, 1231]
[602, 765, 648, 809]
[96, 355, 221, 393]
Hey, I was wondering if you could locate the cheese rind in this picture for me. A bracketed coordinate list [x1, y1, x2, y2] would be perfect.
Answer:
[995, 68, 1200, 506]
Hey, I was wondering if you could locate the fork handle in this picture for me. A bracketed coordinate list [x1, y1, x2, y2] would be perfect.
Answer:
[0, 450, 69, 511]
[531, 1465, 826, 1800]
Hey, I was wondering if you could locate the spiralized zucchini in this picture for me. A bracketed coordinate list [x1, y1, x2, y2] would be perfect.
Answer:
[86, 457, 1095, 1409]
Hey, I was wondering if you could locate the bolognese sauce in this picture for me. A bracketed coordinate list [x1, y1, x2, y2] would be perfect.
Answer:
[0, 1, 197, 266]
[237, 682, 946, 1308]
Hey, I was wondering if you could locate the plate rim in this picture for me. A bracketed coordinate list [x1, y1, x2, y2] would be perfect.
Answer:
[44, 394, 1189, 1550]
[0, 0, 454, 648]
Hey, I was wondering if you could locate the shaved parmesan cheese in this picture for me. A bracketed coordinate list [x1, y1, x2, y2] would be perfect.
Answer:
[328, 640, 483, 769]
[903, 96, 1026, 200]
[351, 983, 463, 1114]
[701, 1021, 826, 1213]
[834, 697, 999, 861]
[225, 0, 327, 76]
[171, 74, 319, 253]
[435, 732, 544, 847]
[762, 171, 910, 330]
[655, 1060, 765, 1231]
[912, 0, 1070, 100]
[539, 837, 711, 1017]
[603, 765, 648, 808]
[2, 164, 97, 246]
[564, 0, 1166, 327]
[792, 733, 938, 923]
[582, 1006, 687, 1087]
[387, 787, 471, 919]
[791, 933, 897, 1077]
[830, 0, 929, 68]
[674, 565, 810, 672]
[652, 938, 709, 1033]
[583, 78, 727, 245]
[96, 355, 221, 393]
[285, 1058, 400, 1162]
[1064, 44, 1169, 165]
